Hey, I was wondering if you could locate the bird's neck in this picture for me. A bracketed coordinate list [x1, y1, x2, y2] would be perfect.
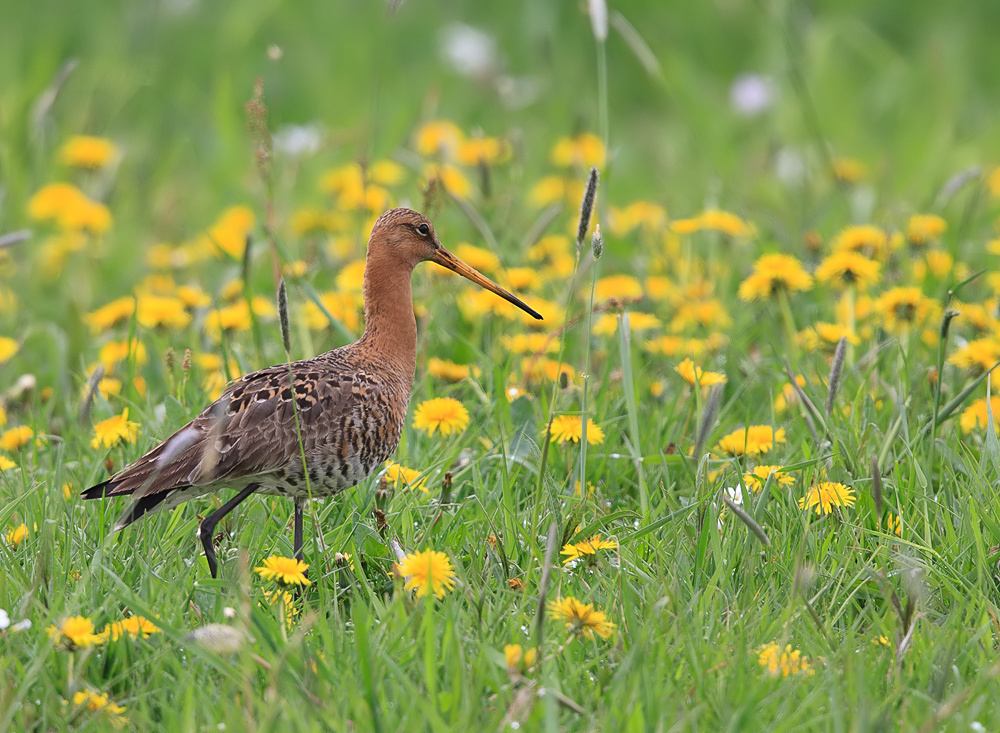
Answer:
[357, 251, 418, 380]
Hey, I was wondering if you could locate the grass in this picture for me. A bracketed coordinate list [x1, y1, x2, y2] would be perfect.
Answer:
[3, 0, 1000, 730]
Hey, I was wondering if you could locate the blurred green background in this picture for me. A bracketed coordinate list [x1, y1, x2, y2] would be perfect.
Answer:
[3, 0, 1000, 231]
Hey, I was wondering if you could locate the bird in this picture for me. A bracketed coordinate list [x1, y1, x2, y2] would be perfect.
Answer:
[82, 208, 542, 578]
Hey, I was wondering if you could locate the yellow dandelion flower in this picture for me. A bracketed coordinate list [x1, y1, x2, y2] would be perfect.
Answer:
[368, 159, 405, 186]
[302, 291, 362, 332]
[814, 322, 860, 346]
[385, 461, 428, 493]
[0, 337, 18, 362]
[591, 312, 660, 336]
[608, 201, 667, 237]
[550, 132, 605, 168]
[527, 234, 571, 261]
[59, 135, 117, 168]
[69, 690, 128, 728]
[423, 163, 471, 199]
[98, 339, 148, 370]
[560, 534, 618, 563]
[671, 298, 732, 331]
[815, 251, 882, 290]
[674, 358, 727, 388]
[501, 332, 558, 355]
[875, 287, 940, 334]
[503, 643, 537, 672]
[549, 415, 605, 445]
[397, 548, 457, 599]
[415, 120, 465, 158]
[742, 465, 796, 491]
[882, 513, 902, 537]
[1, 426, 35, 452]
[427, 358, 479, 383]
[175, 284, 211, 309]
[135, 294, 191, 330]
[28, 182, 84, 220]
[757, 641, 813, 677]
[262, 588, 301, 627]
[797, 481, 856, 515]
[84, 296, 136, 332]
[335, 259, 367, 293]
[290, 208, 331, 237]
[714, 426, 786, 457]
[503, 267, 543, 292]
[959, 396, 1000, 434]
[206, 206, 255, 259]
[948, 338, 1000, 372]
[643, 335, 688, 356]
[254, 555, 311, 586]
[831, 157, 866, 183]
[453, 244, 500, 274]
[528, 175, 571, 208]
[671, 209, 754, 238]
[0, 456, 16, 471]
[830, 225, 896, 259]
[738, 253, 813, 301]
[457, 136, 510, 166]
[548, 596, 615, 640]
[4, 523, 27, 547]
[91, 409, 140, 450]
[907, 214, 946, 246]
[100, 616, 160, 642]
[204, 301, 254, 340]
[48, 615, 103, 649]
[913, 250, 959, 281]
[412, 397, 470, 436]
[593, 274, 644, 302]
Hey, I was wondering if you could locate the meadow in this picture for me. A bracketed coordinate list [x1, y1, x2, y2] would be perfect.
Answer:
[2, 0, 1000, 730]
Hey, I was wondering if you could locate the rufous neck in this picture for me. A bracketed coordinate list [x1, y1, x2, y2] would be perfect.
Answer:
[358, 251, 418, 378]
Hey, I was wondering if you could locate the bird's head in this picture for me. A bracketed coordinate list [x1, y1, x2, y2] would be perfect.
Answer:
[368, 208, 542, 320]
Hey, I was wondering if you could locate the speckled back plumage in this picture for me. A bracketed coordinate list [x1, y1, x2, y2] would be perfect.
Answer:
[85, 343, 412, 526]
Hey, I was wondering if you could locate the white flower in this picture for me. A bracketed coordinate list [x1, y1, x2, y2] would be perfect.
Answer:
[12, 619, 31, 632]
[730, 73, 776, 116]
[0, 609, 9, 630]
[272, 124, 323, 159]
[440, 23, 496, 79]
[718, 486, 743, 531]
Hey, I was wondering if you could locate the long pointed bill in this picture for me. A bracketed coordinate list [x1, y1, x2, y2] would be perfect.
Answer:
[432, 247, 543, 320]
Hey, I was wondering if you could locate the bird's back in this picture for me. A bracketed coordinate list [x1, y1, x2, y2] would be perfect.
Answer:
[82, 343, 413, 527]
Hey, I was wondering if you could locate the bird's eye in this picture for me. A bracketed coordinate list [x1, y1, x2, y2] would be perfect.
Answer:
[416, 223, 430, 236]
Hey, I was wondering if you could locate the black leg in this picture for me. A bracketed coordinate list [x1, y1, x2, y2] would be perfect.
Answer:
[293, 498, 304, 561]
[199, 483, 259, 579]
